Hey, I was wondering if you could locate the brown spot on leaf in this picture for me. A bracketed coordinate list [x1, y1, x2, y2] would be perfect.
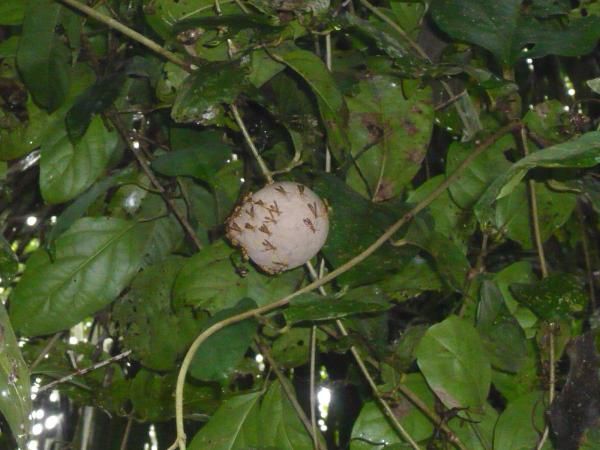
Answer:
[406, 148, 424, 164]
[402, 118, 418, 136]
[373, 179, 395, 202]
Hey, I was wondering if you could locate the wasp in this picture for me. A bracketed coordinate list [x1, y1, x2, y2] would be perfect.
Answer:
[262, 240, 277, 251]
[259, 224, 272, 236]
[303, 218, 316, 233]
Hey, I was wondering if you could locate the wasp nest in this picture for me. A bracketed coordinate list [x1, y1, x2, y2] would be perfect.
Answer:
[225, 181, 329, 274]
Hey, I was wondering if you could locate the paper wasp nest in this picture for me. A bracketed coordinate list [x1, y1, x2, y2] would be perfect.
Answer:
[225, 181, 329, 274]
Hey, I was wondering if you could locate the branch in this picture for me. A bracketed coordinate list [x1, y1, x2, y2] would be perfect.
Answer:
[57, 0, 192, 71]
[168, 122, 521, 449]
[108, 113, 204, 251]
[38, 350, 132, 393]
[230, 104, 274, 184]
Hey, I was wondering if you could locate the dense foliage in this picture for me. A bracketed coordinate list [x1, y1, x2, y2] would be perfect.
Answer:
[0, 0, 599, 449]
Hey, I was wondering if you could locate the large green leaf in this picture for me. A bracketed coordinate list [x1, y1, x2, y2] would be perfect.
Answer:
[446, 134, 514, 209]
[495, 182, 577, 248]
[284, 286, 390, 324]
[189, 390, 262, 449]
[346, 76, 433, 200]
[350, 402, 402, 449]
[17, 0, 70, 111]
[171, 62, 248, 124]
[189, 381, 314, 449]
[0, 304, 31, 448]
[476, 280, 528, 372]
[113, 257, 203, 371]
[10, 217, 150, 336]
[0, 96, 52, 161]
[190, 298, 258, 381]
[173, 240, 303, 312]
[475, 131, 600, 226]
[494, 392, 546, 450]
[312, 174, 417, 287]
[350, 374, 435, 448]
[40, 115, 119, 204]
[510, 273, 587, 320]
[270, 44, 349, 161]
[152, 129, 233, 182]
[66, 73, 126, 141]
[416, 316, 491, 414]
[431, 0, 600, 65]
[407, 175, 475, 247]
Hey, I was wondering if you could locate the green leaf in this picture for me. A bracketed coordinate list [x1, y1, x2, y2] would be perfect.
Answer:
[416, 315, 491, 414]
[173, 240, 303, 312]
[346, 76, 433, 200]
[587, 77, 600, 95]
[284, 286, 391, 324]
[40, 115, 119, 204]
[431, 0, 600, 64]
[407, 175, 475, 247]
[0, 96, 52, 161]
[0, 0, 24, 25]
[312, 174, 418, 287]
[171, 62, 248, 124]
[190, 298, 258, 381]
[152, 129, 233, 182]
[495, 182, 577, 249]
[249, 48, 286, 88]
[270, 44, 349, 161]
[405, 230, 471, 291]
[0, 303, 31, 448]
[340, 13, 430, 77]
[510, 273, 587, 320]
[0, 36, 20, 58]
[189, 390, 262, 450]
[475, 131, 600, 226]
[189, 381, 314, 449]
[17, 0, 70, 111]
[446, 134, 513, 209]
[494, 392, 546, 450]
[476, 280, 528, 372]
[45, 168, 135, 253]
[350, 402, 402, 449]
[523, 100, 571, 144]
[66, 73, 126, 141]
[113, 257, 203, 371]
[10, 217, 149, 336]
[256, 380, 315, 450]
[130, 369, 220, 421]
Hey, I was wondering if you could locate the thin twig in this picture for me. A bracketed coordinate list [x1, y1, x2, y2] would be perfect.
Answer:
[522, 129, 549, 278]
[230, 104, 274, 184]
[108, 113, 204, 251]
[57, 0, 191, 70]
[39, 350, 132, 393]
[120, 416, 133, 450]
[30, 333, 63, 371]
[309, 322, 320, 450]
[523, 126, 553, 450]
[167, 122, 520, 449]
[305, 262, 423, 450]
